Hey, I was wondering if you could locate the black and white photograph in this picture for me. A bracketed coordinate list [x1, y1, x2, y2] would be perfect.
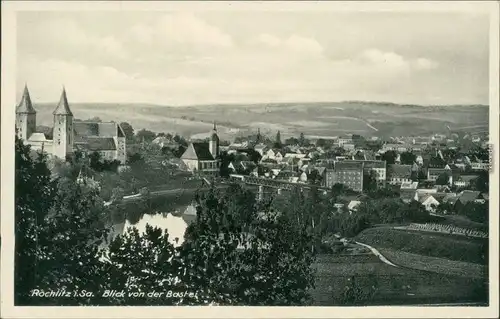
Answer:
[1, 1, 499, 318]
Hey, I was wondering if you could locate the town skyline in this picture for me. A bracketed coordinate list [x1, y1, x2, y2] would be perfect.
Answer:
[16, 9, 489, 106]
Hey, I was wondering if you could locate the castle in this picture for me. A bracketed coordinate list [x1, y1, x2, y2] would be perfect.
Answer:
[15, 85, 127, 164]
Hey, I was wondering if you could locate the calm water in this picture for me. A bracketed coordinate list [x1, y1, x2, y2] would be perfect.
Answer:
[109, 203, 197, 247]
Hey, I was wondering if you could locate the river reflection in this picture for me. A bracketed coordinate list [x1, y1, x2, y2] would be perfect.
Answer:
[108, 203, 198, 247]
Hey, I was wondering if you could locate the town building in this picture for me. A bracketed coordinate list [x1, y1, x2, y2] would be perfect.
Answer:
[324, 168, 336, 188]
[351, 160, 386, 186]
[334, 161, 364, 192]
[453, 175, 477, 188]
[427, 165, 452, 183]
[15, 85, 127, 163]
[338, 136, 353, 147]
[181, 123, 220, 175]
[400, 181, 419, 203]
[470, 161, 489, 171]
[418, 194, 441, 212]
[387, 164, 413, 185]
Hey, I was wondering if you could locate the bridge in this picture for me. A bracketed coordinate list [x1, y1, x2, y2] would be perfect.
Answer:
[228, 174, 330, 193]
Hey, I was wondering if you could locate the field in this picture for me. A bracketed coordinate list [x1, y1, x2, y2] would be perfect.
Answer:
[311, 254, 488, 306]
[30, 101, 488, 140]
[355, 227, 488, 264]
[439, 215, 489, 232]
[378, 248, 487, 279]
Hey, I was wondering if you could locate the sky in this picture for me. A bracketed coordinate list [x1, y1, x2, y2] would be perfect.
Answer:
[16, 9, 490, 106]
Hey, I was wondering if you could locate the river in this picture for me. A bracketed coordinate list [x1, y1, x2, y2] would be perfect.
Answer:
[107, 200, 198, 247]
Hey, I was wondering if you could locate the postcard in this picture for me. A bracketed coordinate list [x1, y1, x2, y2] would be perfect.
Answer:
[1, 1, 498, 318]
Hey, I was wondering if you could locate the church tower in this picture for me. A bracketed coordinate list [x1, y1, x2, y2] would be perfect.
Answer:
[209, 121, 219, 158]
[15, 84, 37, 140]
[52, 87, 74, 159]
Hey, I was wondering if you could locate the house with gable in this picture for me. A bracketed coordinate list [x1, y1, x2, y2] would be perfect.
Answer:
[454, 190, 484, 213]
[181, 123, 220, 175]
[387, 164, 413, 185]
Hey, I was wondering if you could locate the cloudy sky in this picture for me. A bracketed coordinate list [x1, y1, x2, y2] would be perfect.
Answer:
[16, 9, 489, 106]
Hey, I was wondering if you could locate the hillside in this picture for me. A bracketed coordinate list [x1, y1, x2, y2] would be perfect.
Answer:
[28, 101, 489, 141]
[355, 227, 488, 265]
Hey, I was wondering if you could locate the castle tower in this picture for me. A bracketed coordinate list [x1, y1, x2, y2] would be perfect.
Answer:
[209, 121, 219, 158]
[15, 84, 37, 140]
[52, 87, 74, 159]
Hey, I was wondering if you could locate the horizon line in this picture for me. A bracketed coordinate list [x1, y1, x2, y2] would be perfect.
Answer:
[25, 99, 490, 108]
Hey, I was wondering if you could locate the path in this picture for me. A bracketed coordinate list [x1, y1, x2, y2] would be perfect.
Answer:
[354, 241, 399, 267]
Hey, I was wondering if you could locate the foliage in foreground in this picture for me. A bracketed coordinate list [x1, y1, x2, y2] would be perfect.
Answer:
[15, 136, 316, 305]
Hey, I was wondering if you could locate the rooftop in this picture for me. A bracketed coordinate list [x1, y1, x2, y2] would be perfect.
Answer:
[388, 164, 413, 178]
[16, 84, 36, 114]
[181, 142, 215, 161]
[335, 161, 364, 171]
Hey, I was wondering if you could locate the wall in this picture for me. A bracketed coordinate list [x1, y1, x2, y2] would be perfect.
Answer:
[182, 159, 199, 172]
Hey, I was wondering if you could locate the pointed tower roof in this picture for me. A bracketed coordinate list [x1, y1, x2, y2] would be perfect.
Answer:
[53, 87, 73, 116]
[211, 121, 218, 139]
[16, 84, 36, 114]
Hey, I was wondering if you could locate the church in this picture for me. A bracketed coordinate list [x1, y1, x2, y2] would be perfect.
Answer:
[180, 123, 220, 175]
[15, 85, 127, 164]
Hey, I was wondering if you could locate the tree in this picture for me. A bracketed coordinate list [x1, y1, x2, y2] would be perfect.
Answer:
[15, 136, 56, 304]
[173, 134, 188, 148]
[111, 187, 125, 202]
[316, 138, 326, 147]
[136, 129, 157, 142]
[273, 131, 282, 149]
[119, 122, 135, 141]
[307, 169, 323, 186]
[15, 136, 109, 305]
[285, 137, 299, 146]
[381, 151, 397, 165]
[102, 186, 316, 305]
[472, 171, 489, 193]
[410, 170, 418, 182]
[17, 139, 317, 305]
[400, 152, 416, 165]
[299, 133, 306, 146]
[462, 201, 488, 223]
[435, 172, 450, 185]
[363, 170, 377, 192]
[36, 125, 53, 140]
[37, 177, 110, 305]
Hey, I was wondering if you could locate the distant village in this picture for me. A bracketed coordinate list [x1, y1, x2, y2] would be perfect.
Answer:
[16, 85, 490, 217]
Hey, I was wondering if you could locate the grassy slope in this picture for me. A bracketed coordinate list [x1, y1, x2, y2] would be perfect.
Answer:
[378, 248, 487, 278]
[312, 254, 487, 306]
[355, 227, 488, 264]
[30, 101, 489, 140]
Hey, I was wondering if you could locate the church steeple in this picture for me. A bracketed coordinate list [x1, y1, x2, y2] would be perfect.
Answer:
[52, 87, 74, 159]
[209, 121, 219, 158]
[16, 84, 36, 114]
[15, 84, 37, 140]
[53, 86, 73, 116]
